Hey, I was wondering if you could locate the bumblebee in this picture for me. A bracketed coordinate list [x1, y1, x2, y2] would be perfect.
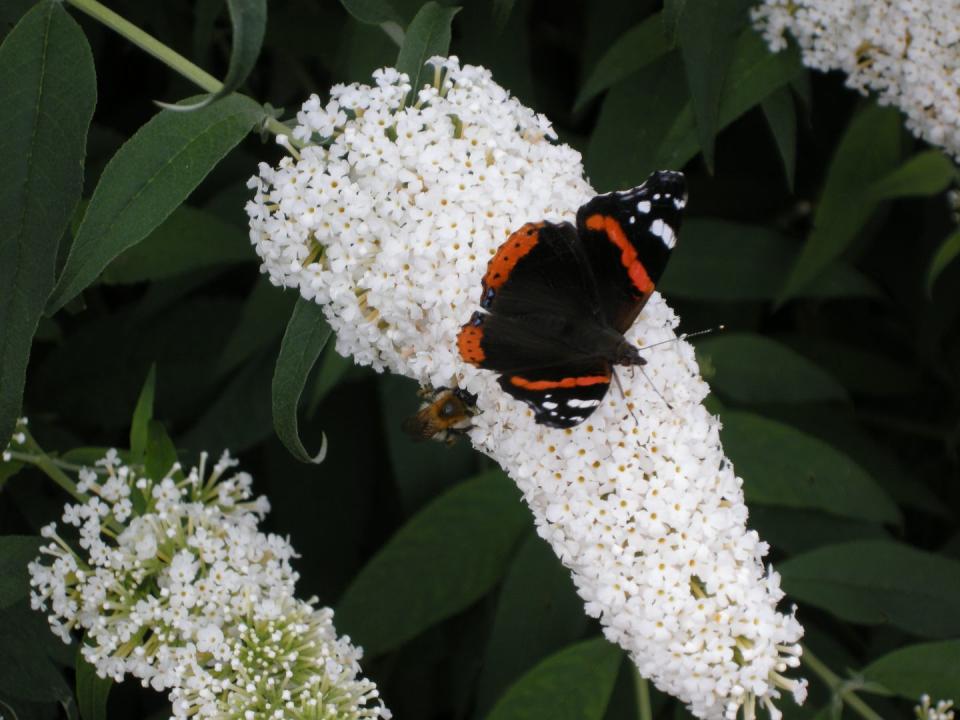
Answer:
[401, 386, 478, 444]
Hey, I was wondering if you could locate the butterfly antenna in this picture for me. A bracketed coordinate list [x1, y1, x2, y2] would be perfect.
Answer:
[638, 364, 674, 411]
[638, 324, 726, 353]
[612, 368, 640, 426]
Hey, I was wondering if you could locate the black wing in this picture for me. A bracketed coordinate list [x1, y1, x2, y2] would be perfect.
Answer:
[498, 360, 612, 428]
[458, 221, 612, 373]
[575, 170, 686, 333]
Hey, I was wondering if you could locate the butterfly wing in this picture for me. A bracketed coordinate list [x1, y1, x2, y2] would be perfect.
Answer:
[497, 360, 611, 428]
[575, 170, 686, 333]
[458, 220, 611, 373]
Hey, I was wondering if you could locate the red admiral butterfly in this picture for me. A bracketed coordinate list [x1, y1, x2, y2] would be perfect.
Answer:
[401, 386, 478, 444]
[457, 170, 686, 428]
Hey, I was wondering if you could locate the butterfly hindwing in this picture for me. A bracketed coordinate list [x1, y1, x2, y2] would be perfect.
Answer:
[575, 170, 686, 333]
[499, 360, 612, 428]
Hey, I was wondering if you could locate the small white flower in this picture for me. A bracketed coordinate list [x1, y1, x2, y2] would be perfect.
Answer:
[753, 0, 960, 160]
[29, 451, 388, 720]
[245, 58, 805, 719]
[917, 695, 956, 720]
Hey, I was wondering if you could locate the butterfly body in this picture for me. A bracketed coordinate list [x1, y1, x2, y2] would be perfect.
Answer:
[457, 170, 686, 428]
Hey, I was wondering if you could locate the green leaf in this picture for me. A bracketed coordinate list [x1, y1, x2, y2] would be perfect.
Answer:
[272, 297, 331, 463]
[0, 601, 71, 703]
[574, 13, 673, 111]
[306, 342, 353, 415]
[779, 540, 960, 637]
[926, 229, 960, 296]
[75, 648, 110, 720]
[696, 333, 847, 404]
[0, 1, 95, 445]
[869, 150, 955, 200]
[777, 103, 902, 302]
[761, 86, 797, 190]
[782, 337, 921, 399]
[396, 2, 460, 101]
[586, 52, 688, 190]
[475, 533, 589, 717]
[748, 506, 888, 555]
[129, 364, 156, 462]
[191, 0, 223, 63]
[144, 419, 179, 481]
[659, 219, 877, 301]
[173, 0, 265, 110]
[182, 350, 274, 455]
[721, 411, 901, 524]
[217, 278, 296, 377]
[658, 28, 802, 172]
[214, 0, 266, 102]
[339, 0, 402, 25]
[485, 638, 622, 720]
[864, 640, 960, 702]
[101, 205, 251, 284]
[588, 29, 800, 189]
[673, 0, 748, 172]
[660, 0, 685, 45]
[336, 470, 528, 657]
[47, 94, 265, 312]
[0, 535, 43, 610]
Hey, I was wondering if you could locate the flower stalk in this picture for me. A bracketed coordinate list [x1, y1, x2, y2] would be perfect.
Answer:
[63, 0, 293, 138]
[801, 645, 884, 720]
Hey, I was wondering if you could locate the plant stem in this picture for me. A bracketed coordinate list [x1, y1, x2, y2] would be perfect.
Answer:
[63, 0, 292, 137]
[802, 645, 885, 720]
[10, 441, 86, 504]
[633, 668, 653, 720]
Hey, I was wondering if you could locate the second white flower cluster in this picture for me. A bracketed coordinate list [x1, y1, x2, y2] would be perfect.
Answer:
[28, 449, 389, 720]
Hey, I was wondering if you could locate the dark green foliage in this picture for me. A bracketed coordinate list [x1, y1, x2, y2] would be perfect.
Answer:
[0, 1, 95, 445]
[273, 297, 332, 462]
[2, 2, 960, 718]
[75, 647, 110, 720]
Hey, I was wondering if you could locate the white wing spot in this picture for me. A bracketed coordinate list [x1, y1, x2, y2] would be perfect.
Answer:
[542, 401, 559, 410]
[636, 200, 651, 214]
[567, 398, 601, 409]
[674, 197, 686, 209]
[650, 218, 676, 249]
[629, 216, 636, 224]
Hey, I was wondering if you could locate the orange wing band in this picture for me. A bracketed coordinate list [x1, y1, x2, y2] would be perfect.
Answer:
[509, 374, 610, 390]
[457, 324, 486, 364]
[482, 222, 544, 291]
[585, 214, 654, 295]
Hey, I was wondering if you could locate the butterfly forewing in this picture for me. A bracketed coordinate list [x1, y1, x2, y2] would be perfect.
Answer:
[575, 170, 686, 333]
[458, 221, 608, 373]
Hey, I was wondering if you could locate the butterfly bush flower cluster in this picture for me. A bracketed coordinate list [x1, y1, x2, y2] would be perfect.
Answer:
[752, 0, 960, 160]
[28, 449, 389, 720]
[246, 57, 806, 720]
[917, 696, 956, 720]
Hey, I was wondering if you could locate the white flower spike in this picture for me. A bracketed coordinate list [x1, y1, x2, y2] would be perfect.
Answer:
[246, 57, 806, 719]
[917, 695, 956, 720]
[29, 451, 390, 720]
[753, 0, 960, 160]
